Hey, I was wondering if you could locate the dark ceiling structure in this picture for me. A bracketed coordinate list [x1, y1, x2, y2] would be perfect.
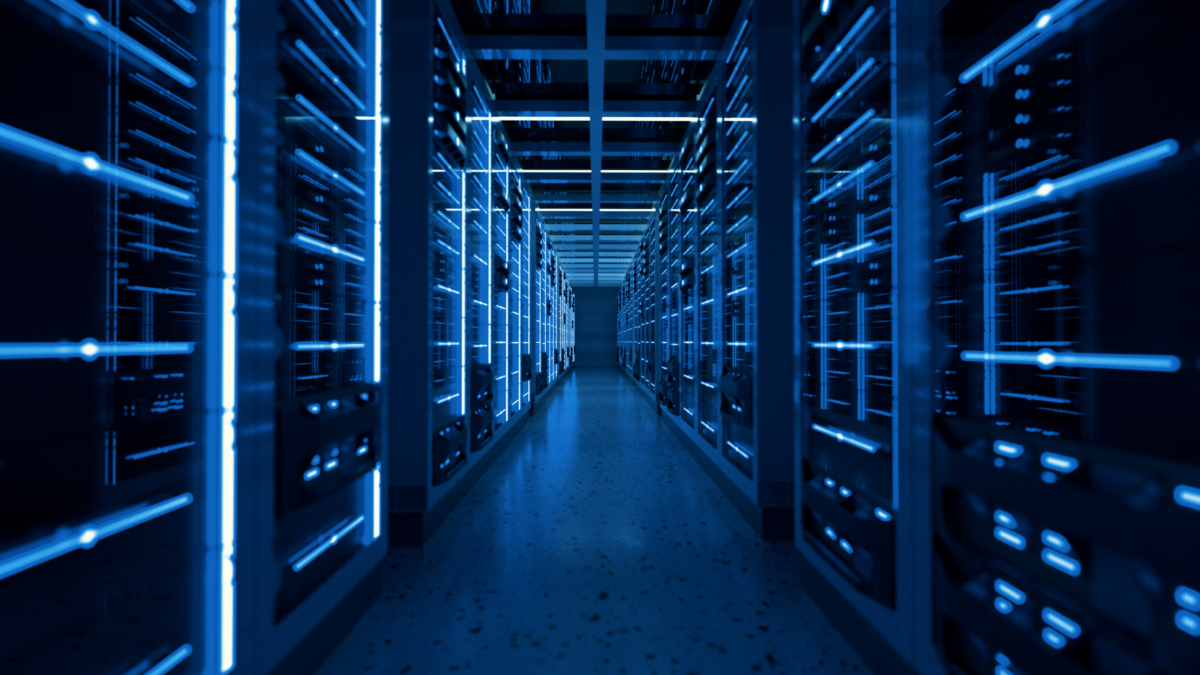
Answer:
[444, 0, 742, 286]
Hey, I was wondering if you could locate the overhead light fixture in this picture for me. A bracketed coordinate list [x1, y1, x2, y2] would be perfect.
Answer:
[465, 116, 700, 123]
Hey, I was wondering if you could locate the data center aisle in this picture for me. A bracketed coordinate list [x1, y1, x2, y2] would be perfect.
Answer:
[316, 368, 870, 675]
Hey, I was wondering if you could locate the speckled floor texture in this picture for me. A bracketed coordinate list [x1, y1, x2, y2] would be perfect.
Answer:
[315, 367, 872, 675]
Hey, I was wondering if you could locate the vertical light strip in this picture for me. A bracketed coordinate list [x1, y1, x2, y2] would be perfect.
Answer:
[219, 0, 238, 671]
[371, 463, 381, 540]
[504, 166, 510, 421]
[487, 122, 493, 365]
[371, 0, 383, 384]
[460, 172, 467, 417]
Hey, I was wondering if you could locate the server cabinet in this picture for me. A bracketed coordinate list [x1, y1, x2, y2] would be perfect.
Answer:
[385, 1, 573, 545]
[931, 2, 1200, 674]
[616, 0, 795, 539]
[0, 1, 230, 672]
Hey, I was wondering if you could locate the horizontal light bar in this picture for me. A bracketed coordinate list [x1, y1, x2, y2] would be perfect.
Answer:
[960, 348, 1180, 372]
[1176, 485, 1200, 511]
[812, 423, 881, 453]
[1043, 608, 1080, 639]
[45, 0, 196, 86]
[812, 57, 876, 123]
[294, 148, 366, 196]
[0, 493, 193, 581]
[0, 339, 194, 361]
[811, 109, 875, 164]
[811, 239, 877, 265]
[874, 508, 892, 522]
[0, 121, 196, 205]
[291, 515, 365, 572]
[294, 233, 366, 263]
[994, 526, 1026, 550]
[465, 116, 699, 123]
[1041, 452, 1079, 473]
[810, 160, 877, 204]
[994, 579, 1026, 605]
[959, 0, 1088, 84]
[536, 208, 657, 212]
[811, 6, 876, 84]
[1042, 628, 1067, 650]
[960, 140, 1178, 222]
[993, 440, 1024, 458]
[144, 644, 194, 675]
[993, 509, 1018, 529]
[810, 341, 877, 350]
[1041, 548, 1081, 576]
[1176, 610, 1200, 637]
[291, 341, 365, 351]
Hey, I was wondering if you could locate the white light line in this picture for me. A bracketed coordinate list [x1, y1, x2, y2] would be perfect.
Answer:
[812, 423, 882, 453]
[961, 349, 1180, 372]
[291, 515, 366, 572]
[0, 339, 194, 361]
[959, 0, 1089, 84]
[293, 232, 367, 263]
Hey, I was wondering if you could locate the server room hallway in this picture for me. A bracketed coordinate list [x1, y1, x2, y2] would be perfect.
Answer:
[315, 367, 870, 675]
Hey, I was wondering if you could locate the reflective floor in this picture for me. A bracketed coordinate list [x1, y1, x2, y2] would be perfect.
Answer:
[316, 367, 871, 675]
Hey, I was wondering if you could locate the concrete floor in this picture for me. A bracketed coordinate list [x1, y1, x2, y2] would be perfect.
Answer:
[316, 367, 872, 675]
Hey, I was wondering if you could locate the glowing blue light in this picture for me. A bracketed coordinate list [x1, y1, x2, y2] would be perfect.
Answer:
[41, 0, 196, 86]
[303, 468, 320, 482]
[824, 478, 837, 488]
[435, 393, 460, 404]
[994, 526, 1026, 550]
[1041, 549, 1081, 577]
[0, 494, 192, 581]
[820, 0, 831, 15]
[292, 341, 366, 351]
[1041, 452, 1078, 473]
[962, 348, 1180, 372]
[1042, 608, 1080, 638]
[0, 122, 196, 205]
[874, 508, 892, 522]
[811, 341, 878, 350]
[811, 239, 878, 264]
[810, 162, 878, 205]
[812, 58, 876, 123]
[996, 667, 1014, 675]
[1042, 627, 1067, 649]
[811, 109, 875, 164]
[995, 653, 1012, 668]
[810, 7, 876, 84]
[220, 1, 239, 668]
[839, 539, 854, 554]
[371, 0, 383, 384]
[294, 148, 367, 196]
[0, 339, 194, 361]
[1174, 485, 1200, 511]
[994, 597, 1013, 614]
[993, 510, 1018, 529]
[993, 440, 1024, 458]
[291, 515, 366, 572]
[357, 445, 369, 456]
[994, 579, 1026, 604]
[958, 0, 1089, 83]
[294, 94, 365, 153]
[824, 526, 838, 541]
[839, 487, 852, 498]
[1176, 586, 1200, 612]
[726, 441, 751, 459]
[372, 464, 382, 540]
[1176, 610, 1200, 637]
[306, 403, 322, 415]
[1041, 530, 1071, 553]
[812, 423, 882, 453]
[960, 140, 1179, 222]
[294, 232, 367, 263]
[294, 39, 365, 110]
[144, 644, 193, 675]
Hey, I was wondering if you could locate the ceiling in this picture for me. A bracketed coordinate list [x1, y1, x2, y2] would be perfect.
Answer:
[446, 0, 743, 286]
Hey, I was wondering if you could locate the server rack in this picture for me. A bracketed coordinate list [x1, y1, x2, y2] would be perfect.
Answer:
[0, 1, 231, 672]
[384, 1, 573, 545]
[931, 2, 1200, 674]
[616, 0, 796, 539]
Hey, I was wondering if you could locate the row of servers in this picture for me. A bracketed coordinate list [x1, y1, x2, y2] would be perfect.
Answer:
[618, 1, 1199, 674]
[0, 1, 574, 673]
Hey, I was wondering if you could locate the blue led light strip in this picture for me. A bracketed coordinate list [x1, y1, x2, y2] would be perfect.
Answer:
[299, 0, 366, 69]
[961, 348, 1180, 373]
[291, 341, 365, 351]
[39, 0, 196, 87]
[0, 494, 193, 581]
[811, 58, 876, 123]
[811, 240, 877, 266]
[810, 109, 875, 164]
[294, 94, 365, 154]
[809, 160, 877, 205]
[0, 122, 195, 205]
[371, 0, 383, 386]
[291, 515, 365, 572]
[960, 140, 1178, 222]
[142, 644, 193, 675]
[959, 0, 1090, 84]
[0, 339, 194, 361]
[810, 7, 876, 84]
[294, 39, 365, 110]
[293, 232, 366, 263]
[126, 441, 196, 461]
[219, 1, 239, 669]
[812, 423, 881, 453]
[294, 148, 367, 196]
[811, 341, 877, 350]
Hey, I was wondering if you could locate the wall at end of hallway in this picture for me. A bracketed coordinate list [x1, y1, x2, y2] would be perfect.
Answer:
[574, 286, 619, 367]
